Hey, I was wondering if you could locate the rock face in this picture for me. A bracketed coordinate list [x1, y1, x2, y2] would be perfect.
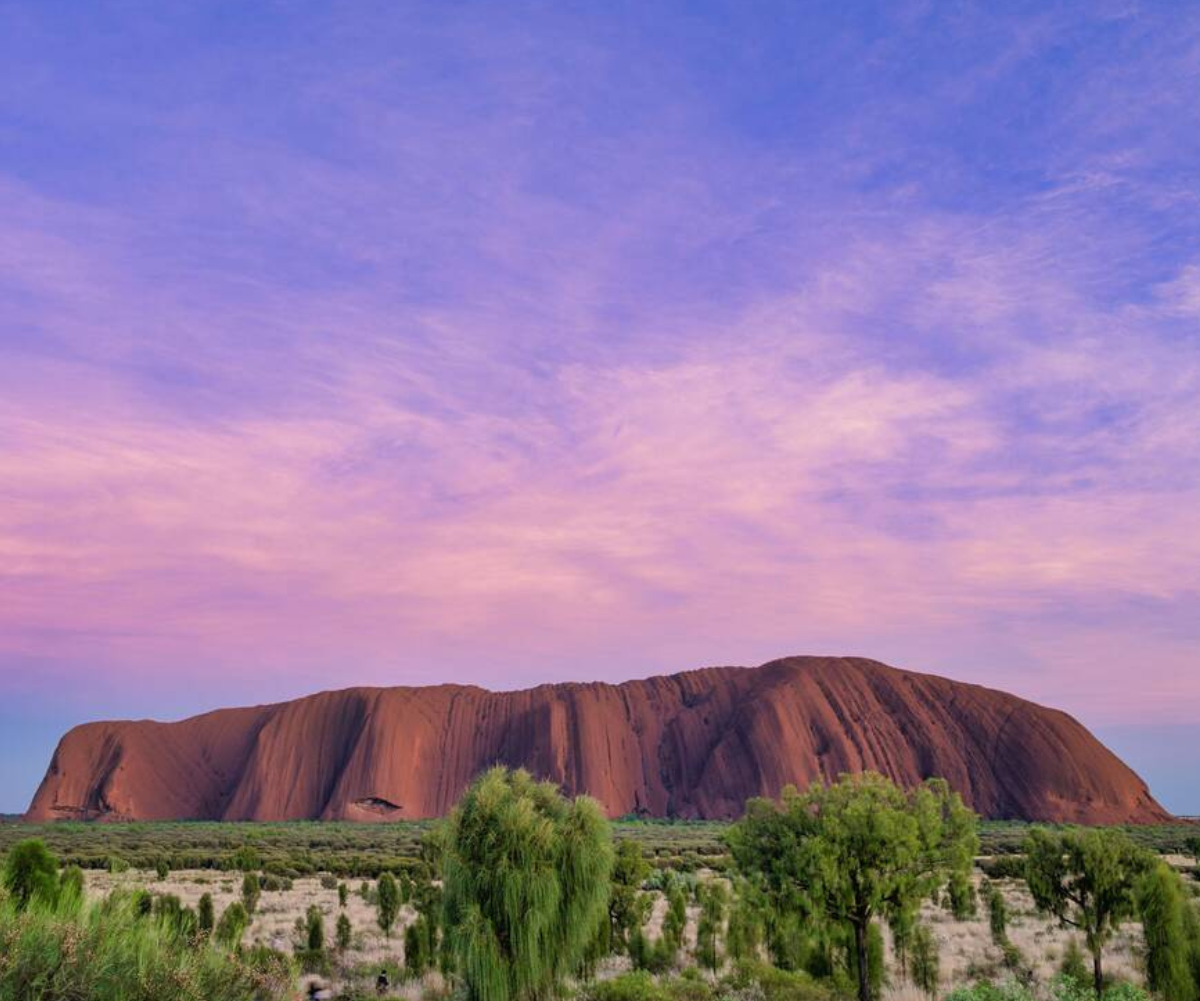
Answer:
[26, 657, 1169, 824]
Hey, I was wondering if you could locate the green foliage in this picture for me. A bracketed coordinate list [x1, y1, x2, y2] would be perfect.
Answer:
[153, 892, 198, 937]
[721, 960, 838, 1001]
[441, 766, 616, 1001]
[336, 911, 353, 951]
[909, 923, 938, 997]
[725, 880, 765, 965]
[987, 883, 1008, 946]
[726, 772, 977, 1001]
[107, 855, 129, 874]
[584, 970, 665, 1001]
[198, 891, 215, 934]
[241, 870, 261, 915]
[2, 839, 60, 910]
[1059, 938, 1089, 987]
[58, 864, 84, 908]
[662, 884, 688, 959]
[305, 904, 325, 953]
[0, 891, 294, 1000]
[947, 980, 1150, 1001]
[231, 845, 261, 872]
[949, 872, 977, 919]
[406, 917, 432, 977]
[338, 881, 349, 907]
[215, 900, 249, 949]
[611, 840, 653, 954]
[1025, 827, 1150, 997]
[377, 871, 400, 937]
[1136, 861, 1199, 1000]
[695, 880, 729, 972]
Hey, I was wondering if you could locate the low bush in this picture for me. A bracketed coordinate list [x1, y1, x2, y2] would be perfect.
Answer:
[0, 893, 294, 1000]
[944, 978, 1148, 1001]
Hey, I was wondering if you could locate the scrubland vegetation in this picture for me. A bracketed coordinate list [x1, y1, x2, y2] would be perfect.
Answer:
[2, 772, 1199, 1001]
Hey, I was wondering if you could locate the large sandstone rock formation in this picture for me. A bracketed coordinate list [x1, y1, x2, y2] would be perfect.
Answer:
[26, 657, 1169, 823]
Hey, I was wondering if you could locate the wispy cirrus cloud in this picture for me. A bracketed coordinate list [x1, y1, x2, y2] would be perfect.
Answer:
[1, 0, 1199, 808]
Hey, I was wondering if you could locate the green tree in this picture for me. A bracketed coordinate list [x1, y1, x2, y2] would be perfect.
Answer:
[338, 882, 348, 908]
[377, 872, 400, 938]
[1025, 827, 1149, 997]
[2, 838, 59, 910]
[695, 880, 729, 972]
[948, 872, 977, 919]
[724, 879, 765, 964]
[726, 773, 977, 1001]
[609, 840, 651, 953]
[241, 872, 261, 915]
[336, 911, 352, 951]
[198, 892, 215, 935]
[1136, 861, 1197, 1001]
[155, 859, 170, 881]
[215, 900, 249, 949]
[661, 883, 688, 960]
[406, 918, 430, 977]
[909, 923, 939, 997]
[441, 766, 615, 1001]
[305, 905, 325, 953]
[988, 884, 1009, 946]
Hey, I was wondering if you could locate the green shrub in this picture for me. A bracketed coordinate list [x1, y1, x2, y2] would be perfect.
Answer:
[585, 971, 666, 1001]
[215, 900, 249, 948]
[241, 871, 260, 915]
[720, 961, 836, 1001]
[198, 892, 215, 934]
[1059, 938, 1089, 987]
[376, 871, 399, 937]
[0, 892, 294, 1000]
[987, 885, 1008, 945]
[2, 839, 59, 909]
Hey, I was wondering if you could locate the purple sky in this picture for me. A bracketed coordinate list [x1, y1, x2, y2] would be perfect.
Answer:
[2, 2, 1199, 813]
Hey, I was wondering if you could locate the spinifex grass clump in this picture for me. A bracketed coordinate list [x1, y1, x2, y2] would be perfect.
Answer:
[442, 766, 615, 1001]
[0, 888, 294, 1001]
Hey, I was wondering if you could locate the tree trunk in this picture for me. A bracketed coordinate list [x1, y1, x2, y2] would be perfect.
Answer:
[854, 919, 872, 1001]
[1092, 945, 1104, 998]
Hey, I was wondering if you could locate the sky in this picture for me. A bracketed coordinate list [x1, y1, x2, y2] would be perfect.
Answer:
[1, 1, 1199, 815]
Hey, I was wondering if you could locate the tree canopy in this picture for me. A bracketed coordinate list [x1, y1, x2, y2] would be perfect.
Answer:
[726, 772, 978, 1001]
[442, 766, 615, 1001]
[1024, 826, 1150, 997]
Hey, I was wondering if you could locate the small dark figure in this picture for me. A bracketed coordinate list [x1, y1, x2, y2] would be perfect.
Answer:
[307, 982, 321, 1001]
[376, 968, 390, 995]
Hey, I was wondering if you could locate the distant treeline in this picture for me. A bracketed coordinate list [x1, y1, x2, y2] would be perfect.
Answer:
[0, 816, 1197, 878]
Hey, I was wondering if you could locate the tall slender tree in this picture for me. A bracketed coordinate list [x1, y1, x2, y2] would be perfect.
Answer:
[441, 766, 615, 1001]
[695, 881, 729, 973]
[377, 872, 400, 938]
[1136, 861, 1198, 1001]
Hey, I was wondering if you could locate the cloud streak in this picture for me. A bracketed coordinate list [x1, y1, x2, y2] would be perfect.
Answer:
[1, 1, 1198, 808]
